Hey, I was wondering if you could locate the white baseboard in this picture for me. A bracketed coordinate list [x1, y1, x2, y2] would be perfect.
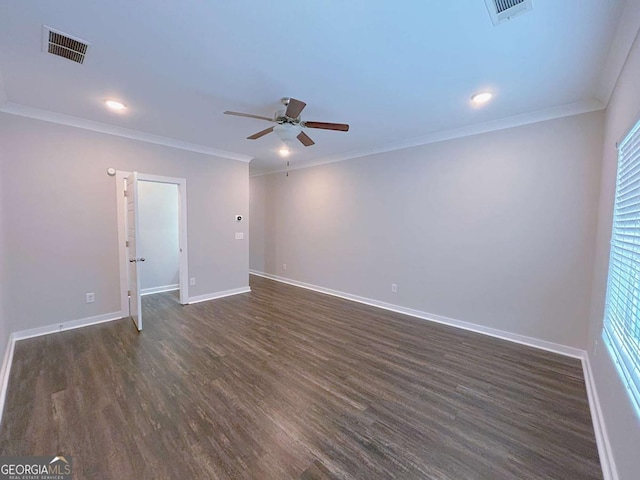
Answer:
[188, 286, 251, 304]
[0, 333, 16, 427]
[13, 311, 123, 342]
[582, 352, 618, 480]
[141, 284, 179, 296]
[249, 270, 584, 359]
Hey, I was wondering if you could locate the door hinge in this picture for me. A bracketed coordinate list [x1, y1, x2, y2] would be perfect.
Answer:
[125, 240, 129, 247]
[123, 190, 127, 197]
[128, 290, 131, 297]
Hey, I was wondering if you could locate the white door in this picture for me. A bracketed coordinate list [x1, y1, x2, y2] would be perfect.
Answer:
[126, 172, 144, 331]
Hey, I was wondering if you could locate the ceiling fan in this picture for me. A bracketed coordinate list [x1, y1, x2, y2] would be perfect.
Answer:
[224, 97, 349, 147]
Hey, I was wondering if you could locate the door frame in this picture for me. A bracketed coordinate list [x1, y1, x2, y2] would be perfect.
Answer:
[116, 171, 189, 318]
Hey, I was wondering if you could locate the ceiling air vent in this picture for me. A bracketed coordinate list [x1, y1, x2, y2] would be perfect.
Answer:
[484, 0, 533, 26]
[42, 26, 89, 64]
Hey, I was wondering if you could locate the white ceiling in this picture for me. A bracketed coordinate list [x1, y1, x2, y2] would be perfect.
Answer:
[0, 0, 627, 174]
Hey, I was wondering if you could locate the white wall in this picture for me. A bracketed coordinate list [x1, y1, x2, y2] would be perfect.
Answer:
[138, 181, 179, 292]
[0, 113, 249, 332]
[249, 175, 266, 273]
[587, 18, 640, 480]
[250, 111, 604, 349]
[0, 142, 7, 361]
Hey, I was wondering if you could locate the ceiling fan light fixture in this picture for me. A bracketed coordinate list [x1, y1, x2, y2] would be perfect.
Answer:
[274, 124, 302, 142]
[471, 92, 493, 105]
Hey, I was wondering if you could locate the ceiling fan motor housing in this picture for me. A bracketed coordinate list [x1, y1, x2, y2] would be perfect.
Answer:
[274, 109, 302, 124]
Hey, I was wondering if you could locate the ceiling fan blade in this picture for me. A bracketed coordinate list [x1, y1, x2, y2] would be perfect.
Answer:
[224, 111, 274, 122]
[247, 126, 274, 140]
[304, 121, 349, 132]
[297, 131, 315, 147]
[285, 98, 306, 118]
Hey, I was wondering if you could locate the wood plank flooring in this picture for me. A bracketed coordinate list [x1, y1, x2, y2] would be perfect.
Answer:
[0, 275, 602, 479]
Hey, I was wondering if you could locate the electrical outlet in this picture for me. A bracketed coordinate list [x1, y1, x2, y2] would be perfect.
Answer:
[189, 277, 196, 286]
[86, 292, 95, 303]
[282, 263, 287, 271]
[391, 284, 397, 293]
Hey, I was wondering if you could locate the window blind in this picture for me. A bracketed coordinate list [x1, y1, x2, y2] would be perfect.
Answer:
[603, 118, 640, 416]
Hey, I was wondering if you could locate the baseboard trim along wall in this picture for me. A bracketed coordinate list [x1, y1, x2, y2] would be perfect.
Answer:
[582, 352, 618, 480]
[12, 311, 124, 342]
[141, 284, 180, 296]
[188, 286, 251, 305]
[249, 271, 583, 358]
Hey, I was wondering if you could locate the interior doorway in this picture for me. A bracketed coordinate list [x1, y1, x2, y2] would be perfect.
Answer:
[116, 171, 189, 331]
[138, 180, 180, 296]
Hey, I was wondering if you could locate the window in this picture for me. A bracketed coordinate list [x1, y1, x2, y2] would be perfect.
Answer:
[603, 118, 640, 416]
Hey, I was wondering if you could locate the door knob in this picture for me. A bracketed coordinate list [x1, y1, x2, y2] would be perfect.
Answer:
[139, 257, 146, 262]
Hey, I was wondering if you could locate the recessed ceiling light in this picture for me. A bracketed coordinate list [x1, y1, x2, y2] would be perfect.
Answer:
[471, 92, 493, 105]
[105, 99, 127, 111]
[278, 147, 290, 158]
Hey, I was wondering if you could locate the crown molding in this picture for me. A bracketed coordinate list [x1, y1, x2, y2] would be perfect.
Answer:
[0, 102, 253, 162]
[251, 98, 605, 177]
[596, 0, 640, 107]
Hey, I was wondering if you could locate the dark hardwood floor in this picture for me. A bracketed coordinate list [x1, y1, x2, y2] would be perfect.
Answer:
[0, 275, 602, 479]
